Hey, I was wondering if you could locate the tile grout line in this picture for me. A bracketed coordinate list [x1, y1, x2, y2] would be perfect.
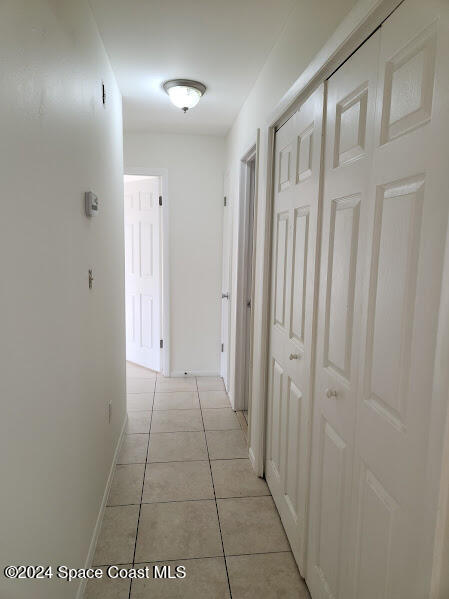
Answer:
[118, 456, 251, 467]
[107, 488, 271, 508]
[96, 548, 294, 568]
[196, 376, 233, 599]
[127, 373, 157, 599]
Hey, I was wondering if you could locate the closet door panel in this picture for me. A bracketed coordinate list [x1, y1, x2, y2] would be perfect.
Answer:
[266, 85, 325, 574]
[350, 2, 449, 598]
[307, 32, 381, 599]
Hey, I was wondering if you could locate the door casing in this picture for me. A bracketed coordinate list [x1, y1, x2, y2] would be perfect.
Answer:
[233, 138, 259, 423]
[221, 172, 232, 389]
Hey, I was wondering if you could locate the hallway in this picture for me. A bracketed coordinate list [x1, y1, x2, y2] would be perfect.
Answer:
[86, 363, 310, 598]
[3, 2, 449, 598]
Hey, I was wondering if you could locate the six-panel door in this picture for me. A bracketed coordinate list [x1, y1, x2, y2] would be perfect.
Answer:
[124, 177, 161, 371]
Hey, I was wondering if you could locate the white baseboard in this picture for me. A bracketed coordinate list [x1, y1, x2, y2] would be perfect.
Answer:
[76, 414, 128, 599]
[169, 370, 220, 378]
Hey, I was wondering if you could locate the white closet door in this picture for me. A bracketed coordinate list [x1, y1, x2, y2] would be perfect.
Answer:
[349, 2, 449, 598]
[307, 32, 381, 599]
[124, 177, 161, 371]
[266, 85, 324, 573]
[308, 1, 449, 597]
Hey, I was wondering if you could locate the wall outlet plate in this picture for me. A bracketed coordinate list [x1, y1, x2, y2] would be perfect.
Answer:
[85, 191, 99, 217]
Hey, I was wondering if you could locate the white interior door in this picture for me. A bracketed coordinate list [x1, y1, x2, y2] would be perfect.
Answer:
[124, 177, 161, 371]
[266, 85, 324, 574]
[221, 174, 232, 388]
[308, 1, 449, 597]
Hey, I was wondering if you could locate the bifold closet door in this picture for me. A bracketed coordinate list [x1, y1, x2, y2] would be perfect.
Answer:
[307, 31, 380, 599]
[348, 2, 449, 597]
[265, 85, 324, 574]
[308, 1, 449, 598]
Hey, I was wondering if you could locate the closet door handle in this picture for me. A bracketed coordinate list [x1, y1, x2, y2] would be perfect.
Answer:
[326, 388, 338, 399]
[289, 353, 299, 360]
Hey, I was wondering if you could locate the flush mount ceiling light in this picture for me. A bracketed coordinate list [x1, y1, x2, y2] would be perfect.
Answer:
[163, 79, 206, 113]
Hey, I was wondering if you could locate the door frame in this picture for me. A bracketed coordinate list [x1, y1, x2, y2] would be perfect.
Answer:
[124, 167, 170, 377]
[232, 136, 259, 424]
[250, 0, 404, 479]
[220, 171, 232, 390]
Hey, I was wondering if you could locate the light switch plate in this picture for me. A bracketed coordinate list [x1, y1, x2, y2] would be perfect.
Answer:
[85, 191, 99, 217]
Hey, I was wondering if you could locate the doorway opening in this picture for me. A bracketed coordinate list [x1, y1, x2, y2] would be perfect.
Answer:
[124, 170, 169, 376]
[235, 144, 257, 424]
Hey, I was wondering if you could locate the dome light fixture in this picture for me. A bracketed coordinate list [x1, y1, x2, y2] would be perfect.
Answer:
[163, 79, 206, 113]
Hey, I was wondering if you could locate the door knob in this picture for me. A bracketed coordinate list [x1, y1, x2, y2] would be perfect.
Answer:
[289, 353, 299, 360]
[326, 388, 338, 398]
[222, 292, 230, 299]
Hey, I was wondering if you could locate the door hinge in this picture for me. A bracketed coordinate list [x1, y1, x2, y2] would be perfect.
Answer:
[160, 339, 163, 349]
[159, 195, 163, 206]
[224, 196, 227, 207]
[221, 343, 224, 353]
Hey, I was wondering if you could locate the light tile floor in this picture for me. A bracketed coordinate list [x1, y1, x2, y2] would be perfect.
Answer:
[86, 363, 310, 599]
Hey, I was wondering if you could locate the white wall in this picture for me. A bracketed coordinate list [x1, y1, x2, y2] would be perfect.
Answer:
[223, 0, 356, 411]
[0, 2, 125, 598]
[124, 132, 225, 376]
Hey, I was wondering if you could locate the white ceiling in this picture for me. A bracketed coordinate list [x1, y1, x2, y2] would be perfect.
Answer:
[89, 0, 295, 135]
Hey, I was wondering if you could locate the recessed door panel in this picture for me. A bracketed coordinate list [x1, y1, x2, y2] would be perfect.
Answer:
[126, 293, 136, 343]
[279, 144, 293, 191]
[334, 84, 368, 167]
[316, 420, 347, 598]
[284, 379, 302, 516]
[125, 223, 135, 275]
[297, 124, 314, 182]
[270, 359, 284, 475]
[274, 212, 289, 328]
[325, 196, 360, 380]
[380, 22, 436, 144]
[140, 221, 154, 278]
[290, 208, 309, 346]
[354, 467, 398, 599]
[365, 176, 424, 429]
[140, 294, 153, 350]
